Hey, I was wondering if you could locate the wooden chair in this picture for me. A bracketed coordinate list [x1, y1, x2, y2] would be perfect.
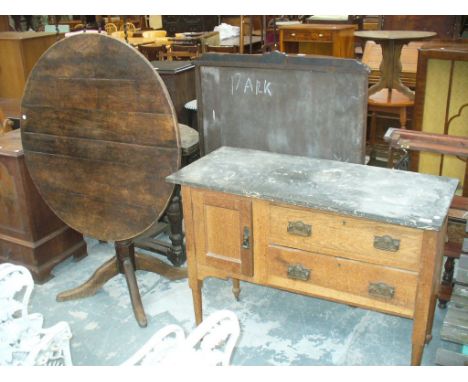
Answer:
[205, 45, 238, 53]
[160, 44, 199, 61]
[120, 22, 136, 32]
[104, 22, 118, 35]
[368, 89, 414, 147]
[138, 44, 167, 61]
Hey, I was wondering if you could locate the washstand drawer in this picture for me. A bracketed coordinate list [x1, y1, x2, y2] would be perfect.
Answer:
[282, 30, 313, 41]
[268, 204, 423, 272]
[266, 245, 418, 315]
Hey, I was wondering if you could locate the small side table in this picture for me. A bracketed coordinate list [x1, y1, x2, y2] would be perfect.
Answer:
[354, 31, 436, 100]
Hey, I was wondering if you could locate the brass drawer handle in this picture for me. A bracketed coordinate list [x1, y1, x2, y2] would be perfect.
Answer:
[287, 221, 312, 237]
[318, 33, 324, 37]
[291, 33, 296, 37]
[287, 264, 311, 281]
[368, 282, 395, 299]
[374, 235, 400, 252]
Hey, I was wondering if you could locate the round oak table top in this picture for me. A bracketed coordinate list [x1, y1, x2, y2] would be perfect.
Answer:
[21, 33, 181, 241]
[354, 30, 437, 42]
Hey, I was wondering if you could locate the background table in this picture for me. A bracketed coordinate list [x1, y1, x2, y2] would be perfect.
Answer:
[354, 30, 436, 100]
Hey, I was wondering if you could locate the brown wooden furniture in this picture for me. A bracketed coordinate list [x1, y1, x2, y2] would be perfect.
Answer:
[160, 44, 200, 61]
[104, 23, 118, 35]
[138, 43, 167, 61]
[410, 42, 468, 191]
[278, 24, 355, 58]
[168, 146, 458, 366]
[20, 33, 184, 327]
[381, 16, 464, 40]
[205, 45, 238, 53]
[354, 31, 436, 100]
[362, 41, 423, 89]
[151, 61, 196, 125]
[392, 42, 468, 307]
[162, 16, 219, 36]
[0, 32, 64, 98]
[0, 129, 87, 282]
[384, 128, 468, 309]
[367, 88, 414, 148]
[195, 51, 368, 164]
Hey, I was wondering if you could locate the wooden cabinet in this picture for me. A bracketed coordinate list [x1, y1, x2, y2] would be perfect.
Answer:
[0, 130, 87, 282]
[0, 32, 64, 98]
[152, 61, 196, 125]
[278, 24, 355, 58]
[169, 146, 458, 365]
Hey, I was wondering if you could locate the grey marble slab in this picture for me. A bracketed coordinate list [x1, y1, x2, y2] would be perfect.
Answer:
[166, 146, 459, 231]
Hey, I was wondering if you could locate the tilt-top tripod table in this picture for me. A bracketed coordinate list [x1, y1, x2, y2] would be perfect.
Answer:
[20, 33, 184, 327]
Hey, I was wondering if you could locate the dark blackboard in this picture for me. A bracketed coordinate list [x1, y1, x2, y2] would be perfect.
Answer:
[195, 51, 370, 163]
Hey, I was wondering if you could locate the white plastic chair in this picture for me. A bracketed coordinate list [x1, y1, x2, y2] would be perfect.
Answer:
[0, 263, 72, 366]
[123, 310, 241, 366]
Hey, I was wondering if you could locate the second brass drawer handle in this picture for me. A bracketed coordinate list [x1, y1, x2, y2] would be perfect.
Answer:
[373, 235, 400, 252]
[287, 221, 312, 237]
[368, 282, 395, 299]
[287, 264, 311, 281]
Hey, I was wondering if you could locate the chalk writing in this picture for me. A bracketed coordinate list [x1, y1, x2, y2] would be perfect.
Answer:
[231, 74, 273, 97]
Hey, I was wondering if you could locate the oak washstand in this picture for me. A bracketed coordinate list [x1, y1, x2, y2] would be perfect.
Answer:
[167, 146, 458, 365]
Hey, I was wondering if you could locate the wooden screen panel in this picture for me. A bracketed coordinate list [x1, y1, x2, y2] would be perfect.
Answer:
[21, 33, 181, 241]
[415, 50, 468, 196]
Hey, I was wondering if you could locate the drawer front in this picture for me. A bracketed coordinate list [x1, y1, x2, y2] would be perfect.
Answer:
[282, 30, 332, 42]
[269, 204, 423, 272]
[266, 245, 418, 315]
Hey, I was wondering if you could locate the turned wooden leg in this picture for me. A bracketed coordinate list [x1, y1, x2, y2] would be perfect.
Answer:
[439, 257, 455, 308]
[166, 191, 186, 267]
[56, 256, 119, 301]
[232, 278, 241, 301]
[370, 110, 377, 147]
[191, 279, 203, 325]
[116, 240, 147, 328]
[399, 106, 407, 129]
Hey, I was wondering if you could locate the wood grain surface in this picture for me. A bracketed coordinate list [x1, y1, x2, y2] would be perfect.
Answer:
[21, 33, 181, 241]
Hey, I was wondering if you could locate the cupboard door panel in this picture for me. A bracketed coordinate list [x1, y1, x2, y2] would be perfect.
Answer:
[192, 189, 253, 276]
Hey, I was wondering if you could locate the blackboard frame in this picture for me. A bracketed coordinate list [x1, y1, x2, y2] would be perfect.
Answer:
[194, 51, 370, 163]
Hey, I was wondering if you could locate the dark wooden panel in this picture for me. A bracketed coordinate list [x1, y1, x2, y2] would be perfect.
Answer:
[22, 107, 177, 147]
[382, 16, 463, 39]
[23, 78, 172, 114]
[196, 51, 369, 163]
[21, 132, 178, 167]
[23, 150, 175, 216]
[21, 33, 181, 241]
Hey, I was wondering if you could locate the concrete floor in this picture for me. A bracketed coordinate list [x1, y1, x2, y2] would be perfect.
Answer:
[28, 237, 459, 366]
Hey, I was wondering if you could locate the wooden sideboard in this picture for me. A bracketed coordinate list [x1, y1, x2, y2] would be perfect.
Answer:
[278, 24, 355, 58]
[168, 146, 458, 365]
[0, 129, 87, 282]
[0, 32, 64, 98]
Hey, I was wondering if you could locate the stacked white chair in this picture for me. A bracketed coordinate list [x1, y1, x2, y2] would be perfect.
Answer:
[0, 263, 72, 366]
